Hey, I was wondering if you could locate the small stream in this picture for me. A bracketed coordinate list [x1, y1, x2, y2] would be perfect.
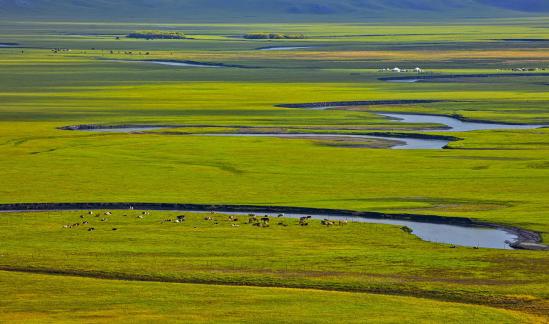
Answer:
[386, 79, 419, 83]
[78, 126, 167, 132]
[377, 113, 545, 132]
[108, 60, 225, 68]
[380, 73, 549, 83]
[196, 133, 450, 150]
[64, 111, 544, 150]
[258, 46, 313, 51]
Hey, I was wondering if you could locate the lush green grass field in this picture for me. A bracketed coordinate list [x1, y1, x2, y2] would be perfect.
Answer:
[0, 21, 548, 321]
[0, 210, 547, 318]
[2, 271, 541, 324]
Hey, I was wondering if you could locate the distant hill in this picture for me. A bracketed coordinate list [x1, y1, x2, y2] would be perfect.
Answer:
[0, 0, 548, 21]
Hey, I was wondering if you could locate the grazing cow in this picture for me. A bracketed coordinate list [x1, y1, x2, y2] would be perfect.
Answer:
[261, 217, 270, 224]
[88, 211, 94, 215]
[321, 219, 334, 226]
[112, 228, 118, 231]
[83, 221, 89, 225]
[204, 216, 213, 221]
[248, 216, 258, 224]
[88, 228, 95, 232]
[299, 217, 311, 226]
[63, 225, 70, 229]
[176, 215, 186, 221]
[338, 220, 348, 226]
[137, 215, 144, 219]
[105, 212, 112, 216]
[232, 224, 240, 227]
[101, 218, 108, 222]
[277, 214, 284, 218]
[80, 215, 85, 219]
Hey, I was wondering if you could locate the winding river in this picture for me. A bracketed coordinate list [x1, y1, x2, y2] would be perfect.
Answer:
[73, 126, 451, 149]
[196, 133, 450, 150]
[109, 60, 227, 68]
[376, 113, 544, 132]
[206, 112, 544, 149]
[230, 211, 520, 250]
[78, 126, 167, 132]
[258, 46, 312, 51]
[380, 72, 549, 83]
[0, 203, 537, 250]
[66, 111, 544, 150]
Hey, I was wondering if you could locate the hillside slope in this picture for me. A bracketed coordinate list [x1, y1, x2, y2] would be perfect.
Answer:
[0, 0, 548, 21]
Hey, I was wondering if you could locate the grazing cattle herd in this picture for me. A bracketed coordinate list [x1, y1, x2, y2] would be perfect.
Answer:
[61, 211, 351, 232]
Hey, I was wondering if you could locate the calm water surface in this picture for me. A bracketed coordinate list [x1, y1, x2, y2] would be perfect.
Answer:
[188, 210, 519, 249]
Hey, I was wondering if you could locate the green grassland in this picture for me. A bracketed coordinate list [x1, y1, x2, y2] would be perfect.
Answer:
[0, 210, 547, 319]
[0, 21, 548, 321]
[1, 271, 540, 324]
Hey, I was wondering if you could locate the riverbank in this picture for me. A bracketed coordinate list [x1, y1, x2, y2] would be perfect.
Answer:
[104, 59, 257, 69]
[379, 73, 549, 82]
[277, 100, 445, 109]
[0, 202, 545, 250]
